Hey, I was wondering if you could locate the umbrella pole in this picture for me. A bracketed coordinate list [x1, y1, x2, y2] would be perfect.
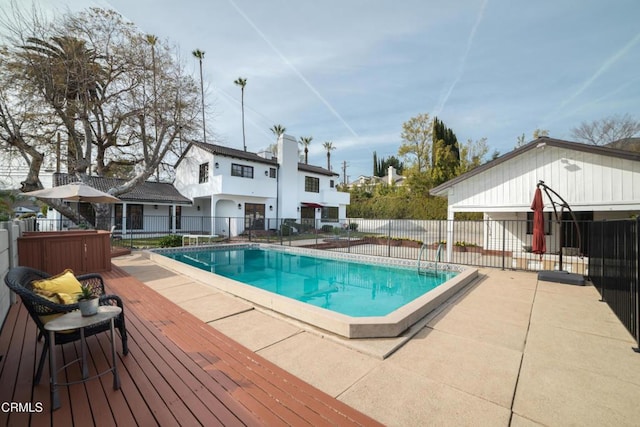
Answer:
[538, 180, 582, 272]
[558, 209, 564, 271]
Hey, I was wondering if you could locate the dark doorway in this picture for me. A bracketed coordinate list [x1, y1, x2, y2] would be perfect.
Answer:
[300, 207, 315, 229]
[562, 211, 593, 255]
[245, 203, 265, 230]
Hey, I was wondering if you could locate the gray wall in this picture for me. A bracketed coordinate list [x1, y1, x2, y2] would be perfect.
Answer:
[0, 220, 31, 329]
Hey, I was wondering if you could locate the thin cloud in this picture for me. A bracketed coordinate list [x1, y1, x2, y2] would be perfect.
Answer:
[560, 31, 640, 108]
[432, 0, 488, 117]
[227, 0, 359, 138]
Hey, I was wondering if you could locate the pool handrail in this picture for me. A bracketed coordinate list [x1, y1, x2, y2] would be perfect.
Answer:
[418, 242, 444, 275]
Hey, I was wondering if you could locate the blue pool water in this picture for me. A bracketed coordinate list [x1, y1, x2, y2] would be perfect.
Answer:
[165, 248, 457, 317]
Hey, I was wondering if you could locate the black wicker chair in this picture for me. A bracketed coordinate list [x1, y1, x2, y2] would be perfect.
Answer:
[4, 266, 128, 384]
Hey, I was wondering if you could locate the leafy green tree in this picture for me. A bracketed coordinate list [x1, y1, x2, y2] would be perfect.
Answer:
[532, 128, 549, 139]
[456, 138, 489, 175]
[372, 151, 378, 176]
[430, 117, 460, 186]
[374, 154, 404, 177]
[398, 112, 432, 173]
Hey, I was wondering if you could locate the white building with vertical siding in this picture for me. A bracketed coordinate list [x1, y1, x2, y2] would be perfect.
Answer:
[430, 137, 640, 263]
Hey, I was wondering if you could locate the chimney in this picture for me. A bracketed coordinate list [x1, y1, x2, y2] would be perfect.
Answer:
[388, 165, 396, 185]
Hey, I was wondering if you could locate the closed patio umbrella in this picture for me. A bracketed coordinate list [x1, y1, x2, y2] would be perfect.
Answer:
[24, 182, 120, 204]
[531, 187, 546, 256]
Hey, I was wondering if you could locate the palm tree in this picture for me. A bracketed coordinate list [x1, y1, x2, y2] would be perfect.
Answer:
[192, 49, 206, 142]
[21, 36, 104, 175]
[268, 125, 286, 157]
[270, 124, 286, 138]
[234, 77, 247, 151]
[323, 141, 335, 170]
[299, 136, 313, 164]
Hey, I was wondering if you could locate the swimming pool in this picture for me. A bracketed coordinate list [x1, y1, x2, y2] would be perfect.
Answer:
[164, 247, 458, 317]
[150, 244, 478, 338]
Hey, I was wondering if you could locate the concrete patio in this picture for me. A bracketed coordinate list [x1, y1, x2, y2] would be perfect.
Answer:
[113, 252, 640, 426]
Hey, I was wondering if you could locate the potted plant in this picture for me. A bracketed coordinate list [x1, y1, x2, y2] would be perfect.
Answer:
[454, 241, 467, 252]
[77, 285, 99, 316]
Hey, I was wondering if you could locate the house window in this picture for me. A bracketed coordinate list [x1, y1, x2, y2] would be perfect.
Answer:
[115, 204, 144, 230]
[269, 167, 276, 178]
[321, 206, 339, 222]
[231, 163, 254, 178]
[330, 179, 334, 188]
[526, 212, 551, 235]
[199, 163, 209, 183]
[305, 176, 319, 193]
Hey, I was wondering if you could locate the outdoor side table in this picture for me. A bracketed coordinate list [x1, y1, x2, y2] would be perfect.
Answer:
[44, 305, 122, 411]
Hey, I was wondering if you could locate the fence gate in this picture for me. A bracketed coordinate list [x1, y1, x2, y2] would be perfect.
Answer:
[589, 219, 640, 351]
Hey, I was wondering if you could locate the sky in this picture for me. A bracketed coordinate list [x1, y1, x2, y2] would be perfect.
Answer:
[2, 0, 640, 182]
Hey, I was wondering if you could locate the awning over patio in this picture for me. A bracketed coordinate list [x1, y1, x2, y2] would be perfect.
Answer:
[301, 202, 324, 208]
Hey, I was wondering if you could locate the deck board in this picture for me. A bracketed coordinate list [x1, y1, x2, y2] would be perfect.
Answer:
[0, 264, 381, 426]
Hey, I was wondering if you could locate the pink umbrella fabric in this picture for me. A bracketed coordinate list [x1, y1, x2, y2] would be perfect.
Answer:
[531, 187, 546, 256]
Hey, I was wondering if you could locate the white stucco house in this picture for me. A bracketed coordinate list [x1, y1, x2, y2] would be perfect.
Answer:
[174, 134, 350, 236]
[430, 137, 640, 268]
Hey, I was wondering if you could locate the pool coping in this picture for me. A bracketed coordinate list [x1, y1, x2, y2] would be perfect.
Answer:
[149, 244, 478, 339]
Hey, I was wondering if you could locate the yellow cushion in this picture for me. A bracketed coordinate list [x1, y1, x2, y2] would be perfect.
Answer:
[57, 292, 78, 305]
[32, 289, 75, 332]
[32, 269, 83, 296]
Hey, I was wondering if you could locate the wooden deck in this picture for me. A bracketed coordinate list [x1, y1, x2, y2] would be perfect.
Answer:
[0, 265, 382, 426]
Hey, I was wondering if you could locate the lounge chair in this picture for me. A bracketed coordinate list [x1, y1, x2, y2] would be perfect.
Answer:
[4, 266, 129, 384]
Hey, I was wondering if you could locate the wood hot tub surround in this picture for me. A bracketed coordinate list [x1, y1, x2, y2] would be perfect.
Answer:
[18, 230, 112, 275]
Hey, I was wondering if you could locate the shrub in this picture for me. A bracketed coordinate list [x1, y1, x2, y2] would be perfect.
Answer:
[281, 224, 293, 236]
[159, 234, 183, 248]
[321, 225, 333, 232]
[348, 223, 358, 231]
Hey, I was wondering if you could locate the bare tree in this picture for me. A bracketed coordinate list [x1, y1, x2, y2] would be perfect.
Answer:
[571, 114, 640, 146]
[0, 7, 202, 228]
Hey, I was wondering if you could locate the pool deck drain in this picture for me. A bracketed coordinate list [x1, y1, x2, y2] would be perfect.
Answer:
[114, 252, 640, 426]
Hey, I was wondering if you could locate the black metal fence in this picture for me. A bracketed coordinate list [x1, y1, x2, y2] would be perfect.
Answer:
[91, 215, 590, 273]
[589, 219, 640, 350]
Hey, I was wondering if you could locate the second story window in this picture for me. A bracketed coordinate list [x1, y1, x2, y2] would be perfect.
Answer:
[199, 163, 209, 183]
[305, 176, 319, 193]
[269, 167, 277, 178]
[231, 163, 254, 178]
[330, 179, 335, 188]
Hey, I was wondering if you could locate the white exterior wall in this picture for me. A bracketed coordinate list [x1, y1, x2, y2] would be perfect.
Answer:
[174, 136, 349, 222]
[214, 156, 277, 198]
[174, 145, 216, 200]
[446, 145, 640, 213]
[277, 134, 300, 219]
